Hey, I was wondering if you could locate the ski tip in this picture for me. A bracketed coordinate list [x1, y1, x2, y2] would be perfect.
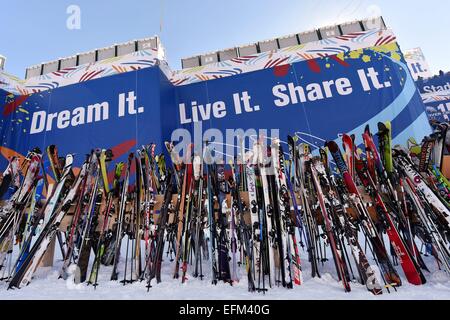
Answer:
[342, 133, 352, 144]
[325, 141, 339, 153]
[377, 122, 388, 133]
[105, 149, 114, 160]
[319, 148, 328, 162]
[164, 141, 173, 151]
[287, 135, 295, 145]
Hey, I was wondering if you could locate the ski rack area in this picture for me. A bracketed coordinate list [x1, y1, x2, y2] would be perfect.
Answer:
[0, 121, 449, 297]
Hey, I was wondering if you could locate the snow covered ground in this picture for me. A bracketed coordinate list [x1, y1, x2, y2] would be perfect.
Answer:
[0, 237, 449, 300]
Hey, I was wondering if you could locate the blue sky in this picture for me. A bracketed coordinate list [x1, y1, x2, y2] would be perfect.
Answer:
[1, 0, 449, 78]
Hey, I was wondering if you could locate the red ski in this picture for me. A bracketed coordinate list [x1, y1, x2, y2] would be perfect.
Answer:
[360, 126, 426, 286]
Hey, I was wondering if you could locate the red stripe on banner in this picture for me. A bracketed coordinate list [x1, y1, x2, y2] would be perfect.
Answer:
[381, 35, 396, 45]
[239, 55, 257, 60]
[85, 70, 105, 81]
[273, 57, 290, 67]
[274, 64, 291, 77]
[307, 59, 321, 73]
[81, 70, 97, 82]
[3, 95, 29, 117]
[344, 32, 364, 38]
[374, 36, 388, 47]
[381, 36, 393, 46]
[107, 139, 137, 183]
[264, 58, 279, 69]
[84, 73, 96, 81]
[384, 35, 395, 44]
[331, 55, 350, 67]
[374, 37, 382, 46]
[79, 71, 93, 82]
[336, 34, 359, 41]
[379, 37, 389, 46]
[111, 139, 137, 160]
[53, 68, 75, 77]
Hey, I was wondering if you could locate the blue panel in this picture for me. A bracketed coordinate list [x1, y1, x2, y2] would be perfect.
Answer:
[0, 49, 432, 171]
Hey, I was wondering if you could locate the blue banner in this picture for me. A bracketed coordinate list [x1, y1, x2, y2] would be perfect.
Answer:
[1, 67, 169, 170]
[173, 47, 431, 155]
[416, 73, 450, 95]
[1, 44, 432, 174]
[424, 98, 450, 123]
